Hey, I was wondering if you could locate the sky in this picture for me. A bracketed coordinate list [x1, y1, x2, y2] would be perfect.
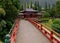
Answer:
[20, 0, 56, 8]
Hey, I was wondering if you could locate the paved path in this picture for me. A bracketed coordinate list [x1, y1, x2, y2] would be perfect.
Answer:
[16, 20, 51, 43]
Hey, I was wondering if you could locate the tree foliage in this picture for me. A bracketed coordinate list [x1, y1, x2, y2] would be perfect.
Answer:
[11, 0, 20, 10]
[0, 8, 6, 41]
[55, 1, 60, 17]
[47, 0, 60, 18]
[0, 8, 6, 16]
[31, 1, 41, 12]
[0, 0, 20, 42]
[42, 12, 50, 18]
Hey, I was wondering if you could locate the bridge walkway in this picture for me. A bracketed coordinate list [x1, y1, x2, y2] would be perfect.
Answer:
[16, 19, 51, 43]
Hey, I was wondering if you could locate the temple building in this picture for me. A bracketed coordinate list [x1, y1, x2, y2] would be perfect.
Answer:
[19, 8, 42, 18]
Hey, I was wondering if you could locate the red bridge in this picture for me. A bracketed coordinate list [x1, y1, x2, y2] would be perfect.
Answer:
[7, 9, 60, 43]
[10, 18, 60, 43]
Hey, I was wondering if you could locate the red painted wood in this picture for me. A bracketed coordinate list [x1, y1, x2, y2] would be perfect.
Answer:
[11, 18, 20, 43]
[27, 18, 60, 43]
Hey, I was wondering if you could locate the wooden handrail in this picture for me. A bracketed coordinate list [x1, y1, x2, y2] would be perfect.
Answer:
[27, 18, 60, 43]
[42, 24, 60, 37]
[11, 18, 20, 43]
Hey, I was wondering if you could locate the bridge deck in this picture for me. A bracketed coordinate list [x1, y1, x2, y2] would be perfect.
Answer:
[16, 20, 51, 43]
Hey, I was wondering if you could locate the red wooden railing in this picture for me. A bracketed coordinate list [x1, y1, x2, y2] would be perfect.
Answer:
[27, 18, 60, 43]
[11, 18, 20, 43]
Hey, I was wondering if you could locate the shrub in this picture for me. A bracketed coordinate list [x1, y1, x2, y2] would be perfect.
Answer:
[0, 8, 6, 16]
[53, 19, 60, 24]
[42, 12, 50, 18]
[0, 8, 6, 41]
[52, 19, 60, 33]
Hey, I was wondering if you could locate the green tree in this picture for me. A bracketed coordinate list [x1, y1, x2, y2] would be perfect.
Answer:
[30, 1, 33, 8]
[33, 1, 37, 10]
[55, 1, 60, 17]
[48, 3, 51, 9]
[11, 0, 20, 10]
[0, 8, 6, 41]
[42, 12, 50, 18]
[0, 0, 20, 41]
[20, 5, 24, 11]
[49, 0, 60, 18]
[37, 1, 41, 12]
[0, 0, 5, 8]
[45, 2, 48, 11]
[46, 4, 55, 18]
[4, 0, 18, 21]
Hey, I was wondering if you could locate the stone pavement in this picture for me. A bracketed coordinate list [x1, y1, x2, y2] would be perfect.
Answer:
[16, 20, 51, 43]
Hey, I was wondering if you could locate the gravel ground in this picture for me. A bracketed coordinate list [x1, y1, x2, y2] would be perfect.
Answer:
[16, 20, 51, 43]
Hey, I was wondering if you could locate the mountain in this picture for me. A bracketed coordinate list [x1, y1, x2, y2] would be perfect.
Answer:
[20, 0, 56, 8]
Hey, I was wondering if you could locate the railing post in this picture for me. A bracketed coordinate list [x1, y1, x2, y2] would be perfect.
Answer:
[28, 18, 60, 43]
[57, 41, 60, 43]
[38, 25, 39, 29]
[50, 31, 54, 43]
[41, 24, 42, 30]
[45, 31, 47, 34]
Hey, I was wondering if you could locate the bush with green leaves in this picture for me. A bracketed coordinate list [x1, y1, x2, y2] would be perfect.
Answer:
[0, 8, 6, 41]
[0, 8, 6, 17]
[52, 19, 60, 33]
[0, 0, 20, 42]
[42, 12, 50, 18]
[0, 8, 6, 29]
[4, 0, 18, 22]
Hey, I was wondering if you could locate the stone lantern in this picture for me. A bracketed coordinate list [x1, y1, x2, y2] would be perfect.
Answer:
[4, 34, 11, 43]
